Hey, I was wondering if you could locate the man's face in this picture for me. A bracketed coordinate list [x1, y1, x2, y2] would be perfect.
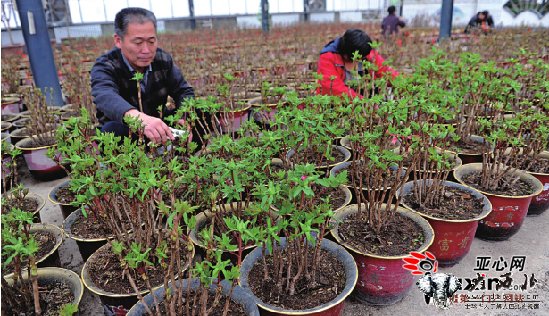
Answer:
[478, 13, 486, 21]
[114, 21, 157, 72]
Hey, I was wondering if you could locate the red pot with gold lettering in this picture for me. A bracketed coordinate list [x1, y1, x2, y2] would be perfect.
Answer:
[398, 180, 492, 267]
[454, 163, 543, 241]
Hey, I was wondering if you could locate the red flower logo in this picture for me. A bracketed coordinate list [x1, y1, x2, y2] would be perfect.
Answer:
[402, 251, 438, 275]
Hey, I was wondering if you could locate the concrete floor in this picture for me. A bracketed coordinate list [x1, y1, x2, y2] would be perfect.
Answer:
[24, 169, 548, 316]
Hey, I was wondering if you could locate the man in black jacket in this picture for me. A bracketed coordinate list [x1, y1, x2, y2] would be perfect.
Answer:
[91, 7, 199, 144]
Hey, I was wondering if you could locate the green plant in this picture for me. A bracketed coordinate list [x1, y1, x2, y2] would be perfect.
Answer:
[256, 163, 346, 296]
[132, 71, 145, 113]
[1, 140, 21, 190]
[1, 208, 41, 315]
[58, 303, 78, 316]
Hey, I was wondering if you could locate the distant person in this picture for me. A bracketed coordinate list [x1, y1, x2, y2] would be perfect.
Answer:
[317, 29, 398, 98]
[381, 5, 406, 37]
[91, 7, 207, 145]
[464, 11, 494, 34]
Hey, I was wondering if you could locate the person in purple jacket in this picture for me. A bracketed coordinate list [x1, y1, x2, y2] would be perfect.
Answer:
[381, 5, 406, 37]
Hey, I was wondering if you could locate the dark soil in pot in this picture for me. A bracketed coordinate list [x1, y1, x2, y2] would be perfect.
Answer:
[71, 214, 113, 239]
[462, 171, 536, 196]
[2, 196, 38, 214]
[449, 139, 490, 155]
[87, 242, 192, 295]
[2, 230, 57, 274]
[150, 291, 247, 316]
[292, 147, 346, 166]
[2, 279, 74, 316]
[247, 247, 345, 310]
[517, 156, 549, 173]
[54, 185, 76, 204]
[338, 212, 424, 256]
[401, 186, 485, 220]
[273, 184, 347, 211]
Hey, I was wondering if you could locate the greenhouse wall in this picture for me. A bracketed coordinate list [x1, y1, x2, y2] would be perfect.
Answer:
[2, 0, 548, 47]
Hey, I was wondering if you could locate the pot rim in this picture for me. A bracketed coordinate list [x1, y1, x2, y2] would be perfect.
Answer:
[62, 209, 110, 242]
[330, 203, 435, 259]
[453, 163, 544, 199]
[287, 145, 351, 169]
[48, 180, 73, 206]
[15, 136, 57, 151]
[30, 223, 65, 264]
[4, 267, 84, 309]
[239, 237, 358, 315]
[81, 241, 195, 298]
[398, 179, 493, 222]
[2, 191, 46, 215]
[523, 151, 549, 177]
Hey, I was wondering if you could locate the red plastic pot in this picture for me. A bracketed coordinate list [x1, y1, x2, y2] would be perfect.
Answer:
[218, 105, 252, 133]
[526, 152, 549, 216]
[330, 204, 434, 306]
[399, 180, 492, 267]
[454, 163, 543, 241]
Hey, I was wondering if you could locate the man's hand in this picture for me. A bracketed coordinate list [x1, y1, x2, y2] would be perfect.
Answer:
[125, 109, 174, 144]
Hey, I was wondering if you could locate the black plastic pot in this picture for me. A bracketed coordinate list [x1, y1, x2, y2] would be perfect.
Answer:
[31, 223, 64, 268]
[239, 237, 357, 315]
[48, 180, 78, 219]
[127, 278, 260, 316]
[62, 209, 108, 262]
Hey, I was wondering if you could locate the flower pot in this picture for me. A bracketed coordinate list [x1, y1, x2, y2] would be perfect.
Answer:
[452, 135, 488, 165]
[3, 267, 84, 315]
[239, 237, 357, 315]
[1, 131, 10, 143]
[525, 151, 549, 216]
[14, 136, 67, 181]
[288, 145, 351, 170]
[1, 95, 22, 114]
[2, 191, 45, 223]
[48, 180, 78, 219]
[217, 104, 252, 133]
[12, 117, 29, 129]
[82, 241, 194, 310]
[9, 127, 30, 145]
[1, 121, 13, 133]
[127, 278, 260, 316]
[1, 113, 20, 123]
[62, 209, 108, 262]
[31, 223, 64, 268]
[453, 163, 543, 241]
[398, 180, 492, 267]
[249, 96, 278, 125]
[330, 204, 434, 306]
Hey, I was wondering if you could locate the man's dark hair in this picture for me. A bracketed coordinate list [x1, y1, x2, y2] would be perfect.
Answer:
[338, 29, 372, 61]
[114, 7, 157, 38]
[388, 5, 396, 14]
